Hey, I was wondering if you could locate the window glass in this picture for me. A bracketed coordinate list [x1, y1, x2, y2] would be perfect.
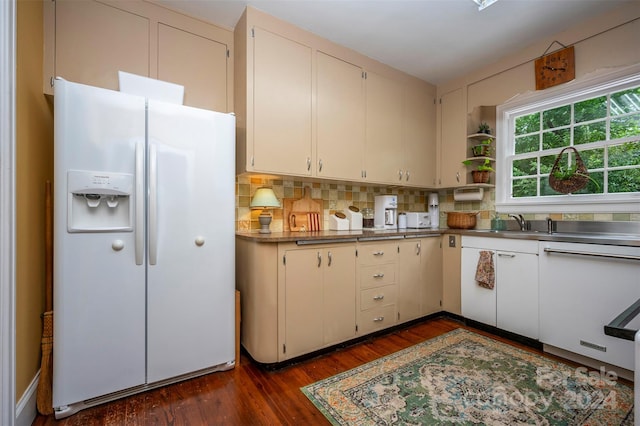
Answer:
[498, 70, 640, 211]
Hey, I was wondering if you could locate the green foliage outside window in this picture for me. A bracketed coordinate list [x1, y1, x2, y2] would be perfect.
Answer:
[510, 85, 640, 198]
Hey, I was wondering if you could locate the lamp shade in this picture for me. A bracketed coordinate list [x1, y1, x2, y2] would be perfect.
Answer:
[250, 187, 281, 209]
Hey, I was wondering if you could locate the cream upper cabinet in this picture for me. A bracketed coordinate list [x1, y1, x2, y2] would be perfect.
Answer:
[438, 88, 467, 187]
[157, 24, 228, 112]
[316, 52, 365, 180]
[240, 26, 313, 176]
[45, 0, 232, 112]
[52, 0, 150, 91]
[364, 71, 404, 184]
[404, 84, 437, 187]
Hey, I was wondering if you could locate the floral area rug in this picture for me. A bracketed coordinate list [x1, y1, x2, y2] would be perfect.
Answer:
[301, 328, 634, 425]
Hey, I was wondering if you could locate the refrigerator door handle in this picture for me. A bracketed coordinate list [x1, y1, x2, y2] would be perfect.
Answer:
[135, 141, 144, 265]
[149, 143, 158, 265]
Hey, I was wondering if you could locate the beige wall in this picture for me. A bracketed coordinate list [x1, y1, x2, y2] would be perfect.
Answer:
[16, 0, 54, 400]
[437, 3, 640, 220]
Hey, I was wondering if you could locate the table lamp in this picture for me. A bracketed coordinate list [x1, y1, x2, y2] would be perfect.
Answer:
[250, 187, 281, 233]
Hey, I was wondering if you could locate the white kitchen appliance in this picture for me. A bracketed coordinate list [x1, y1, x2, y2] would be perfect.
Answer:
[374, 195, 398, 229]
[428, 192, 439, 229]
[53, 78, 236, 418]
[406, 212, 430, 229]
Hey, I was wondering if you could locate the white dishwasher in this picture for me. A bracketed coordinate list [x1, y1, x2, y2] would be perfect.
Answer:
[539, 241, 640, 372]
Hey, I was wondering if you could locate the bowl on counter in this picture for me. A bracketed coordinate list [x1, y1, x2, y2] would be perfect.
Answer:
[446, 211, 479, 229]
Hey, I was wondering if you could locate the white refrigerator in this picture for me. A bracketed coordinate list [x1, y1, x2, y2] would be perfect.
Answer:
[52, 79, 235, 418]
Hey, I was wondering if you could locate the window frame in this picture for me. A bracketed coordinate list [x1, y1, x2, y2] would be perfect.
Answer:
[496, 63, 640, 214]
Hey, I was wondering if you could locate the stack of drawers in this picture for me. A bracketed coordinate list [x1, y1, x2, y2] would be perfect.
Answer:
[357, 240, 399, 334]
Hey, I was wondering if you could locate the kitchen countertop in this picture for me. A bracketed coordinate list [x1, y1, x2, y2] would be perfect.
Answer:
[236, 226, 640, 247]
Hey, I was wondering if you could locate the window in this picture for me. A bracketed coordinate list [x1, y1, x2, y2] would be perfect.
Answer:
[496, 64, 640, 213]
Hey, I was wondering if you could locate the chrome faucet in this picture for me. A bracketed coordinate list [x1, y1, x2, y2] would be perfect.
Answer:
[547, 217, 554, 234]
[508, 214, 527, 231]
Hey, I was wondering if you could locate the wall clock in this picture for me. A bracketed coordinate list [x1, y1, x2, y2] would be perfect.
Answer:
[535, 45, 575, 90]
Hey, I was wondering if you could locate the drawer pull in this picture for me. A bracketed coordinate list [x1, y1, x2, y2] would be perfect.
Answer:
[373, 273, 385, 278]
[373, 251, 384, 256]
[373, 295, 384, 301]
[373, 316, 384, 322]
[580, 340, 607, 352]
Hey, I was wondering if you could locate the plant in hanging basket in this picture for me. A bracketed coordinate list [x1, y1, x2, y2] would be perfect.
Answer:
[548, 146, 598, 193]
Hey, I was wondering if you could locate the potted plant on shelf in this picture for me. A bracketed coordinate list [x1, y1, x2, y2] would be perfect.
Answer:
[471, 138, 493, 157]
[478, 122, 491, 134]
[463, 158, 495, 184]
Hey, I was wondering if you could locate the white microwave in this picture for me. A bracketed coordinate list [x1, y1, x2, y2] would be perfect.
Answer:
[406, 212, 430, 228]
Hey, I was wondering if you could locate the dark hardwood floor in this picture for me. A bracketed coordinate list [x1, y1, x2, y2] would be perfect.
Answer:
[31, 317, 566, 425]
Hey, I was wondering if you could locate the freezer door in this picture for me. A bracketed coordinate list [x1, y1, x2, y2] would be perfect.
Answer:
[53, 79, 147, 408]
[146, 101, 236, 383]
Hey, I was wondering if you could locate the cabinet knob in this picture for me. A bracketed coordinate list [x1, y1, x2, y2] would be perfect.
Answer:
[319, 159, 323, 172]
[398, 170, 403, 180]
[307, 157, 311, 171]
[327, 251, 332, 266]
[317, 252, 322, 267]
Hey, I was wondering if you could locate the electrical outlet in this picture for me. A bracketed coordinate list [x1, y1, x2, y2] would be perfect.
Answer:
[448, 235, 456, 247]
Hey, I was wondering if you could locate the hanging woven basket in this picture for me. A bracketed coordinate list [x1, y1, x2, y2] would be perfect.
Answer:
[548, 146, 589, 194]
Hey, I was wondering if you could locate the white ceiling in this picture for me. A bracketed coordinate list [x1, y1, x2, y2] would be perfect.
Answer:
[156, 0, 635, 85]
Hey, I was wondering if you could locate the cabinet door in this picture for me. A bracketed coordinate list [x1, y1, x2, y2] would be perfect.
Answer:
[442, 234, 461, 315]
[461, 247, 497, 326]
[284, 249, 323, 359]
[55, 0, 150, 91]
[439, 88, 466, 187]
[364, 71, 404, 184]
[323, 246, 356, 345]
[404, 85, 436, 187]
[421, 237, 443, 315]
[316, 52, 365, 180]
[158, 24, 228, 112]
[252, 27, 312, 175]
[398, 240, 422, 322]
[496, 251, 538, 339]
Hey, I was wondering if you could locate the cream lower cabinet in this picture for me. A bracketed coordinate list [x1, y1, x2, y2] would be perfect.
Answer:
[461, 236, 539, 340]
[236, 236, 442, 364]
[279, 243, 356, 360]
[397, 237, 443, 323]
[442, 234, 461, 315]
[45, 0, 232, 111]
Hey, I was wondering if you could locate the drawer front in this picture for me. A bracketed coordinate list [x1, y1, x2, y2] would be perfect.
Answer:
[358, 304, 396, 335]
[361, 285, 397, 311]
[358, 243, 398, 265]
[360, 263, 396, 289]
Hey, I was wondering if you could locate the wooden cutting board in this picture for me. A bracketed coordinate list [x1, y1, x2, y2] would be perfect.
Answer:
[292, 186, 321, 213]
[283, 186, 323, 231]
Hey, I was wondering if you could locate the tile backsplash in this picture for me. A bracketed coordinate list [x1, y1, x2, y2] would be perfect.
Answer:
[236, 175, 639, 231]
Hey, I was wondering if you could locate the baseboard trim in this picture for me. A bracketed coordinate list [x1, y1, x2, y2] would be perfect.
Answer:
[15, 370, 38, 426]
